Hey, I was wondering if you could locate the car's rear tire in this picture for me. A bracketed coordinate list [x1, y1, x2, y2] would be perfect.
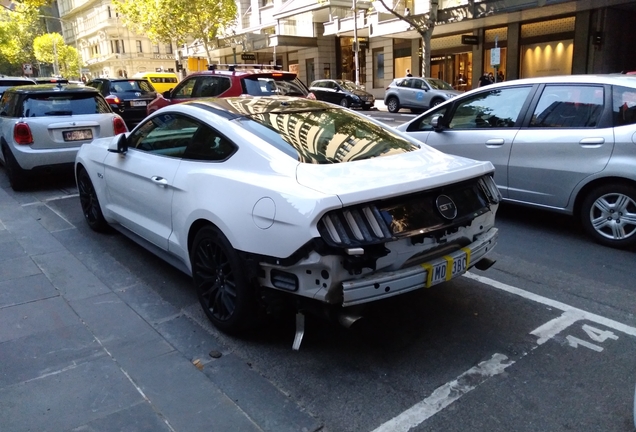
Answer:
[2, 146, 27, 191]
[77, 167, 109, 232]
[581, 184, 636, 248]
[340, 98, 350, 108]
[386, 97, 400, 113]
[190, 226, 257, 335]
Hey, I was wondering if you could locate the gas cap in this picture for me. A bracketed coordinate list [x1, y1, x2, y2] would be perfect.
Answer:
[252, 197, 276, 229]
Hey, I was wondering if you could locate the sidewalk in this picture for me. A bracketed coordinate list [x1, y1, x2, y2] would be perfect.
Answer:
[0, 181, 322, 432]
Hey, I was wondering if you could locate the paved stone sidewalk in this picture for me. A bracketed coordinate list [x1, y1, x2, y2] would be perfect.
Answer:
[0, 180, 322, 432]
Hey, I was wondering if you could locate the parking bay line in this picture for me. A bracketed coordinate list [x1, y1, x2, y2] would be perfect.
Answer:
[371, 272, 636, 432]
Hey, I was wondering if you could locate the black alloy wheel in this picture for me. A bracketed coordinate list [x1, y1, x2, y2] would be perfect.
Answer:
[581, 184, 636, 248]
[431, 98, 444, 107]
[2, 146, 27, 191]
[190, 226, 256, 334]
[77, 168, 109, 232]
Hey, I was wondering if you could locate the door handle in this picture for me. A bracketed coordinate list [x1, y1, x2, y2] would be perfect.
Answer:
[485, 138, 505, 146]
[151, 176, 168, 186]
[579, 138, 605, 146]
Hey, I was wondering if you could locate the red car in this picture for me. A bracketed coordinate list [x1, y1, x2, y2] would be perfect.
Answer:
[147, 64, 313, 115]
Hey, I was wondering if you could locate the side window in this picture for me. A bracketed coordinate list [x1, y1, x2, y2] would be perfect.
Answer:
[196, 77, 231, 97]
[0, 92, 15, 116]
[613, 85, 636, 127]
[412, 79, 424, 90]
[448, 86, 532, 129]
[128, 113, 199, 157]
[182, 125, 236, 161]
[397, 79, 411, 88]
[530, 85, 604, 128]
[407, 105, 450, 132]
[173, 78, 196, 98]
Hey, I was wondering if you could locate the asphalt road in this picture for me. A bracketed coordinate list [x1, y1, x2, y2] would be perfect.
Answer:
[2, 128, 635, 431]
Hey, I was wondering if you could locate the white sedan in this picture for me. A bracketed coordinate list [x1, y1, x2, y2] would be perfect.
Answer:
[75, 96, 500, 336]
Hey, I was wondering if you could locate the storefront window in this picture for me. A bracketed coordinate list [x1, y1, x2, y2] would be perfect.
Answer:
[394, 39, 412, 78]
[520, 40, 573, 78]
[373, 48, 384, 88]
[484, 47, 507, 82]
[338, 37, 366, 85]
[431, 52, 472, 90]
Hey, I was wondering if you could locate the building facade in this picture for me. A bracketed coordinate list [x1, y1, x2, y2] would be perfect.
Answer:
[186, 0, 636, 100]
[56, 0, 177, 80]
[55, 0, 636, 96]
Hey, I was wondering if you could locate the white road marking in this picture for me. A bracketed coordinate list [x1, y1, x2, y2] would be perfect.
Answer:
[371, 353, 513, 432]
[464, 272, 636, 337]
[371, 272, 636, 432]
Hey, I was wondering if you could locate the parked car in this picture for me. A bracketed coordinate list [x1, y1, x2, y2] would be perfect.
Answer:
[384, 77, 461, 113]
[309, 79, 375, 109]
[0, 76, 36, 97]
[85, 78, 157, 128]
[76, 96, 500, 336]
[396, 74, 636, 248]
[0, 84, 127, 191]
[132, 71, 179, 93]
[146, 64, 312, 115]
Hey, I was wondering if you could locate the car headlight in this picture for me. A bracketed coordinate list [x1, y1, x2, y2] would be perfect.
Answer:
[351, 95, 361, 102]
[478, 175, 502, 204]
[445, 93, 456, 99]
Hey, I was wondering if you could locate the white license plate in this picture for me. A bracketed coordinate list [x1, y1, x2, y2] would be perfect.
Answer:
[63, 129, 93, 141]
[421, 249, 470, 288]
[130, 100, 147, 107]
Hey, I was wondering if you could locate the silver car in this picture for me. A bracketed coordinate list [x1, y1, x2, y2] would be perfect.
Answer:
[397, 74, 636, 248]
[384, 77, 462, 113]
[0, 84, 128, 191]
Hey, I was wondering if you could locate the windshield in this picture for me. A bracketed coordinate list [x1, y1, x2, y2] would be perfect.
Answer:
[338, 81, 364, 91]
[22, 94, 111, 116]
[111, 80, 155, 93]
[237, 108, 418, 163]
[243, 76, 309, 97]
[424, 79, 454, 91]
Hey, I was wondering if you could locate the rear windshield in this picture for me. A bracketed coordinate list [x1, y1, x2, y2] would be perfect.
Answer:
[242, 76, 309, 97]
[236, 107, 418, 163]
[22, 94, 111, 117]
[111, 80, 155, 93]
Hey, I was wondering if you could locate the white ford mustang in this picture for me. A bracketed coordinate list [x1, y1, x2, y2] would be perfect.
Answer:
[75, 96, 500, 337]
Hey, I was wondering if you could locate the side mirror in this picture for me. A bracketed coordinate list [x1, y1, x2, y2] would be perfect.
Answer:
[162, 90, 171, 99]
[431, 115, 446, 131]
[108, 133, 128, 154]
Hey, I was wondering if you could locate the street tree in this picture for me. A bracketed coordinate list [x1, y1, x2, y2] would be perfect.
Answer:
[114, 0, 237, 64]
[0, 3, 45, 75]
[374, 0, 439, 78]
[33, 32, 79, 78]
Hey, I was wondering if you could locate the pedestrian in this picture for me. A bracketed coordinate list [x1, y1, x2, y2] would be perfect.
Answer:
[478, 73, 492, 87]
[497, 71, 504, 82]
[405, 69, 413, 77]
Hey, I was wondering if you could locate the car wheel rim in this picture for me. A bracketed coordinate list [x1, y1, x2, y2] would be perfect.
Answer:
[388, 100, 397, 111]
[78, 174, 100, 224]
[340, 99, 348, 107]
[193, 239, 237, 322]
[589, 192, 636, 241]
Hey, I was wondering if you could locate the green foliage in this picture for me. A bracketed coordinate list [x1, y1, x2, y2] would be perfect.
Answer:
[0, 3, 46, 74]
[114, 0, 237, 60]
[32, 33, 80, 78]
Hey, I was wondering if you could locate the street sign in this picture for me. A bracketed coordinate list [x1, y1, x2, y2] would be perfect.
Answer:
[461, 35, 479, 45]
[22, 64, 33, 75]
[490, 47, 501, 67]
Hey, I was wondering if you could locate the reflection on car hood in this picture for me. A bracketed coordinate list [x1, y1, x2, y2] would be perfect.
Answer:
[351, 89, 372, 97]
[296, 147, 494, 206]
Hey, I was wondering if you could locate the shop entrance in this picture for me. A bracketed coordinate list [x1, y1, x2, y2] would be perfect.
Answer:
[431, 52, 473, 90]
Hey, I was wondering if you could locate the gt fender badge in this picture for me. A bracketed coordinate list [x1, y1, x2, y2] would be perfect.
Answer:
[436, 195, 457, 220]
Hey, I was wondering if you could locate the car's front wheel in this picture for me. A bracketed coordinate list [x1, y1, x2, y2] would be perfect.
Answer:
[430, 98, 444, 107]
[386, 97, 400, 113]
[340, 98, 350, 108]
[2, 146, 27, 191]
[190, 226, 256, 334]
[77, 167, 109, 232]
[581, 184, 636, 248]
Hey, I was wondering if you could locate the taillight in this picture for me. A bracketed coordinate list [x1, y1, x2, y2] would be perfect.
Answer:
[14, 123, 33, 145]
[105, 95, 121, 104]
[113, 116, 128, 134]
